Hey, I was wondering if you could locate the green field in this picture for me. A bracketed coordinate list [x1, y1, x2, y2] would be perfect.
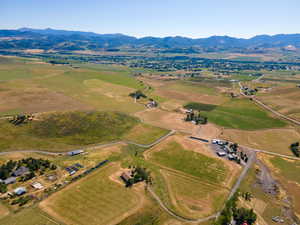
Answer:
[123, 123, 169, 145]
[191, 99, 287, 130]
[40, 164, 140, 225]
[0, 206, 61, 225]
[0, 111, 138, 152]
[150, 141, 227, 184]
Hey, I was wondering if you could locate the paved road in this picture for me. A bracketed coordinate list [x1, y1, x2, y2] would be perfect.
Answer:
[239, 82, 300, 126]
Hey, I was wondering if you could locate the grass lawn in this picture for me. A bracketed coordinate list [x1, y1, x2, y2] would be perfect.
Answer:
[40, 164, 140, 225]
[150, 141, 227, 184]
[0, 111, 138, 152]
[0, 206, 60, 225]
[199, 99, 286, 130]
[123, 123, 169, 145]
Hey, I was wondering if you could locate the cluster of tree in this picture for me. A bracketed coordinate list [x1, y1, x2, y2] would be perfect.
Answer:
[241, 192, 253, 201]
[129, 90, 147, 100]
[9, 114, 33, 126]
[214, 192, 257, 225]
[11, 195, 32, 206]
[0, 183, 7, 193]
[0, 158, 56, 180]
[240, 152, 249, 163]
[18, 158, 56, 173]
[126, 166, 152, 187]
[185, 111, 208, 125]
[0, 160, 17, 180]
[290, 142, 299, 157]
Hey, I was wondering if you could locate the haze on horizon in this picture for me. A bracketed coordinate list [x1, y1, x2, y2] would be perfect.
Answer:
[1, 0, 299, 39]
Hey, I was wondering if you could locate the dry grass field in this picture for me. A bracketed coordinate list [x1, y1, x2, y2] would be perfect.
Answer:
[257, 85, 300, 120]
[220, 128, 300, 155]
[263, 155, 300, 217]
[0, 57, 145, 115]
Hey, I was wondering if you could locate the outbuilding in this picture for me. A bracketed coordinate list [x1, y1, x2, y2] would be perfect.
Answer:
[14, 187, 26, 196]
[4, 177, 16, 185]
[67, 150, 84, 156]
[31, 182, 43, 190]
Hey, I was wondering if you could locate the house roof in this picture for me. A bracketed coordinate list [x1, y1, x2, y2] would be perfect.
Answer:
[121, 172, 131, 181]
[14, 187, 26, 195]
[13, 166, 29, 177]
[4, 177, 16, 184]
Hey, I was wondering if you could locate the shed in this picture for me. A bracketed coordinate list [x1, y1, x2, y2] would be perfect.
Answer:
[14, 187, 26, 196]
[13, 166, 29, 177]
[67, 150, 84, 156]
[217, 151, 226, 157]
[31, 182, 43, 190]
[4, 177, 16, 185]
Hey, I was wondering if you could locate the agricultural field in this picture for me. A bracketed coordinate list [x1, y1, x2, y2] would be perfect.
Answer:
[185, 99, 287, 130]
[140, 77, 228, 107]
[220, 128, 300, 155]
[149, 141, 227, 184]
[0, 206, 60, 225]
[40, 163, 142, 225]
[144, 136, 240, 219]
[257, 85, 300, 120]
[0, 56, 147, 115]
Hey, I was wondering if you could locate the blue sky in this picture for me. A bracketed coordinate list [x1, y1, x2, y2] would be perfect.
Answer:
[1, 0, 299, 38]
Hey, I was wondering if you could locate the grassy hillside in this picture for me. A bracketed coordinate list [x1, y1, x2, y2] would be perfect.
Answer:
[0, 111, 138, 151]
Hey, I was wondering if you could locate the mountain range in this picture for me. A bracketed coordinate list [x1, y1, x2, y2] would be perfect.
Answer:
[0, 28, 300, 51]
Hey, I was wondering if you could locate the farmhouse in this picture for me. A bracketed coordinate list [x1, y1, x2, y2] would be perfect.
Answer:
[14, 187, 26, 196]
[120, 171, 132, 184]
[13, 166, 29, 177]
[67, 150, 84, 156]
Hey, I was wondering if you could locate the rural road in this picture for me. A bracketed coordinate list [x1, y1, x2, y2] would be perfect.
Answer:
[238, 81, 300, 126]
[0, 130, 176, 156]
